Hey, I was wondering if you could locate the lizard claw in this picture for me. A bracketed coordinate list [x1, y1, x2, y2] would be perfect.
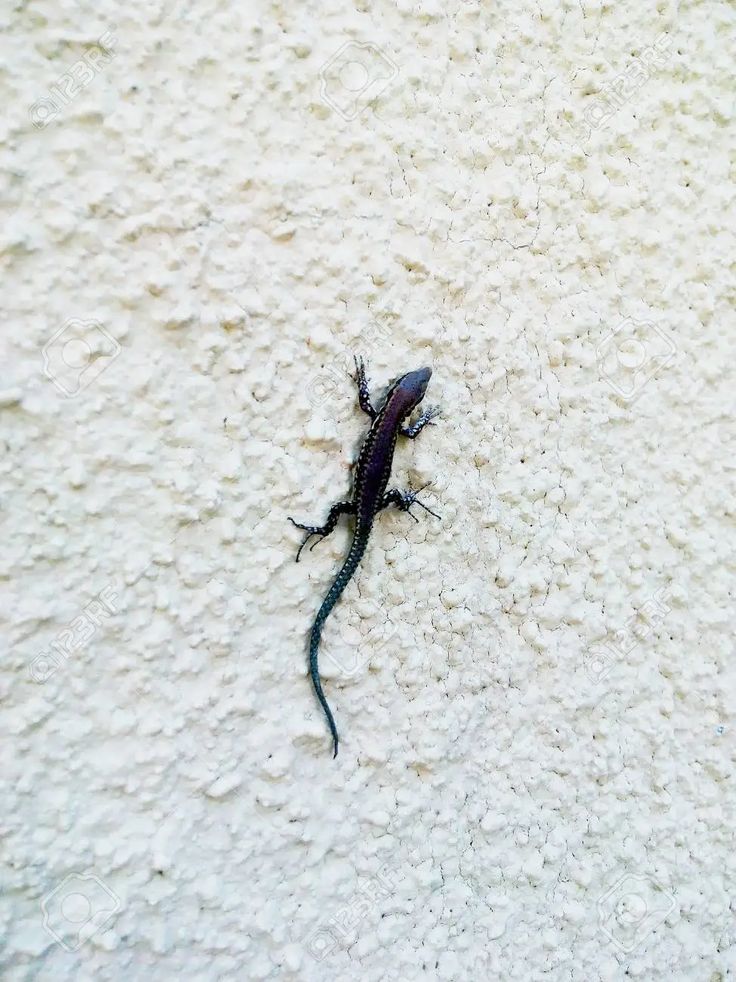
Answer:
[402, 485, 441, 521]
[413, 498, 441, 519]
[288, 516, 315, 562]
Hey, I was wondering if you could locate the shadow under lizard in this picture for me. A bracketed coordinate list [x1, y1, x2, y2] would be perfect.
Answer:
[289, 357, 441, 758]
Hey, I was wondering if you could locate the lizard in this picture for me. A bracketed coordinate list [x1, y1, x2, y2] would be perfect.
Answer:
[289, 356, 441, 758]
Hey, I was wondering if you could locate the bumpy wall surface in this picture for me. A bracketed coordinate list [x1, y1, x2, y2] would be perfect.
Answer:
[3, 2, 734, 979]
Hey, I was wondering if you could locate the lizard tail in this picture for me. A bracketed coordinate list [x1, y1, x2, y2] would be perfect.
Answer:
[309, 647, 339, 758]
[309, 532, 369, 758]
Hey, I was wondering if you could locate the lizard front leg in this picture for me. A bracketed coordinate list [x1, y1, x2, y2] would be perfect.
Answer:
[401, 405, 441, 438]
[379, 486, 441, 522]
[288, 500, 355, 562]
[353, 355, 377, 420]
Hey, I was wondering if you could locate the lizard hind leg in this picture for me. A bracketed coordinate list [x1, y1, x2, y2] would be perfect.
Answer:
[288, 500, 355, 562]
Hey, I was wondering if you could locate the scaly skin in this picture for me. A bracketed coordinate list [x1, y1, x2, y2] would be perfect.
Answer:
[289, 357, 441, 758]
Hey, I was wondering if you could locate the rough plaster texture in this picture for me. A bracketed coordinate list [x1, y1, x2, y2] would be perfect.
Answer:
[2, 1, 735, 980]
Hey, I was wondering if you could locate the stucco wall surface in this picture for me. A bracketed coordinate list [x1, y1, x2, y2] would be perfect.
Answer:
[2, 1, 735, 979]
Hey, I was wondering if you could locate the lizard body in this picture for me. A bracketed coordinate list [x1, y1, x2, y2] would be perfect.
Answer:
[289, 357, 440, 757]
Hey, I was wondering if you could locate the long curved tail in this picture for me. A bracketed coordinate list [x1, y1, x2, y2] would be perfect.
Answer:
[310, 532, 369, 758]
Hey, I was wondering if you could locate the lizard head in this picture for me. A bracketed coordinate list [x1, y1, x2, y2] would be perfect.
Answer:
[393, 366, 432, 413]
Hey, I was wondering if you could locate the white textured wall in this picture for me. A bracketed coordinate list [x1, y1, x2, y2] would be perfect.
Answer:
[3, 1, 735, 979]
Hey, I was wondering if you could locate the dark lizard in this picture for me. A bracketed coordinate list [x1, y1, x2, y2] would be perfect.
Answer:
[289, 356, 441, 758]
